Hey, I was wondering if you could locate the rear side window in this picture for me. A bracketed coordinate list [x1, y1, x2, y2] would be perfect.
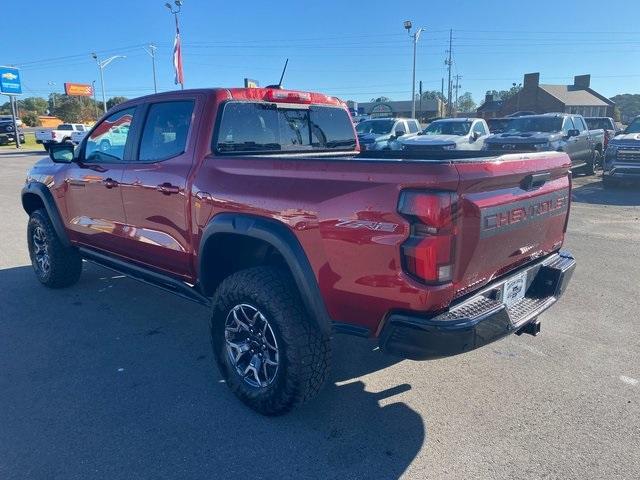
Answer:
[407, 120, 419, 134]
[139, 101, 194, 161]
[215, 102, 356, 153]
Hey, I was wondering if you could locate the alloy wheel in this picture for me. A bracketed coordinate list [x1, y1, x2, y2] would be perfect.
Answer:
[224, 304, 279, 388]
[32, 226, 50, 276]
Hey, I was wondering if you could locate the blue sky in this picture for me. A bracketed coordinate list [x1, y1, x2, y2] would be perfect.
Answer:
[4, 0, 640, 106]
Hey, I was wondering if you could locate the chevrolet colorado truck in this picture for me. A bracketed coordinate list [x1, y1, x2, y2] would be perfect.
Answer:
[483, 113, 603, 175]
[603, 115, 640, 187]
[22, 87, 576, 415]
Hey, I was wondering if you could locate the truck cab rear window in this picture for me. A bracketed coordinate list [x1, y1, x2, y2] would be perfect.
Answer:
[215, 102, 356, 153]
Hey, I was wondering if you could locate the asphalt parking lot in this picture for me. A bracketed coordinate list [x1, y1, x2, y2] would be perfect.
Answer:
[0, 150, 638, 480]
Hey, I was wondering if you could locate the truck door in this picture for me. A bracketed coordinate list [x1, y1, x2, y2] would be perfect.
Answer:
[63, 107, 137, 256]
[561, 117, 580, 167]
[119, 97, 199, 279]
[572, 116, 592, 165]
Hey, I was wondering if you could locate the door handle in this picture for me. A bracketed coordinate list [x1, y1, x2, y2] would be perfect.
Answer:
[103, 178, 119, 189]
[156, 182, 180, 195]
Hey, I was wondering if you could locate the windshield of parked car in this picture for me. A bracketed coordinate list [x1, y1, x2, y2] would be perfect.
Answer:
[487, 119, 512, 133]
[624, 118, 640, 134]
[216, 102, 357, 153]
[585, 118, 612, 130]
[355, 119, 395, 135]
[421, 121, 471, 136]
[57, 124, 73, 130]
[507, 117, 563, 133]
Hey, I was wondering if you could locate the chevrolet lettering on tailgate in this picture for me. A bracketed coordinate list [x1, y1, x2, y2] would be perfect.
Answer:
[481, 190, 569, 238]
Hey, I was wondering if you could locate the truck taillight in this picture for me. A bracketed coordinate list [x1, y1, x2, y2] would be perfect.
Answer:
[398, 191, 457, 284]
[265, 89, 312, 103]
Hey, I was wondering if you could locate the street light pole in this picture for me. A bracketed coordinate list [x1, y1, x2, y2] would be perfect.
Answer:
[91, 53, 126, 113]
[143, 44, 158, 93]
[92, 80, 99, 120]
[404, 21, 424, 120]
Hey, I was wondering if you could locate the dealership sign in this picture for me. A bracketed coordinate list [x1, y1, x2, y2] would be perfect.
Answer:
[64, 82, 94, 97]
[0, 66, 22, 95]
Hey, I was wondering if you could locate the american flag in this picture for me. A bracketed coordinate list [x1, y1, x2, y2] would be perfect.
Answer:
[173, 27, 184, 86]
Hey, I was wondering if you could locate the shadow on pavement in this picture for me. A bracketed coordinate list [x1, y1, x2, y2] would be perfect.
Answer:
[0, 263, 425, 480]
[571, 176, 640, 206]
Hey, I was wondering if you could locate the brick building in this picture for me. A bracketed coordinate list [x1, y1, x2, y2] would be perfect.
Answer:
[478, 73, 615, 118]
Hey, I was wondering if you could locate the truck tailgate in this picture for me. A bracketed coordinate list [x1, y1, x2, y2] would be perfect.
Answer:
[452, 152, 571, 298]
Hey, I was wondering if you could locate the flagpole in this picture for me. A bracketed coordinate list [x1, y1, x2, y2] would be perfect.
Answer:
[166, 1, 184, 90]
[175, 13, 183, 90]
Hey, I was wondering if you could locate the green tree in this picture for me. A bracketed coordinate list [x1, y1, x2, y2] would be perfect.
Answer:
[20, 97, 49, 115]
[370, 96, 391, 103]
[0, 101, 11, 115]
[610, 94, 640, 123]
[51, 95, 99, 123]
[419, 90, 445, 101]
[486, 83, 522, 101]
[21, 111, 40, 127]
[106, 96, 128, 110]
[456, 92, 476, 112]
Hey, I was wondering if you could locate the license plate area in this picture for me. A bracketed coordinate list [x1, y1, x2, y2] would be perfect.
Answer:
[502, 272, 527, 308]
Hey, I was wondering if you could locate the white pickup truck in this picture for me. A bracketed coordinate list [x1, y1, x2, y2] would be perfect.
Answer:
[397, 117, 490, 151]
[35, 123, 88, 150]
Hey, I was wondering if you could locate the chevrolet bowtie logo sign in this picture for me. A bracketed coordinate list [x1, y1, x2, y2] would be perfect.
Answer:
[0, 66, 22, 95]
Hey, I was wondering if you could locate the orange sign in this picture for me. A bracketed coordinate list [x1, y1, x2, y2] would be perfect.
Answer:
[64, 82, 93, 97]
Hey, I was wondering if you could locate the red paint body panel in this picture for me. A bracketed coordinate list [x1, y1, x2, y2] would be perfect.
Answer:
[27, 88, 573, 337]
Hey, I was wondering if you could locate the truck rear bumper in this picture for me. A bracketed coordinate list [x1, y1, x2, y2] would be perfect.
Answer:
[379, 250, 576, 360]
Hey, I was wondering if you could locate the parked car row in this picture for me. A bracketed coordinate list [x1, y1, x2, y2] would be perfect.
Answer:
[359, 113, 610, 177]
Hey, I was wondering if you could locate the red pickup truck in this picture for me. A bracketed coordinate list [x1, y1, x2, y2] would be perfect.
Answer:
[22, 87, 576, 415]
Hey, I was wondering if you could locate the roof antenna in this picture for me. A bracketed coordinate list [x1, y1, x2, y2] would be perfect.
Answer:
[267, 58, 288, 89]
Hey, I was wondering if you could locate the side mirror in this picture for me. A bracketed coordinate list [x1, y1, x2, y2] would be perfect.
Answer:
[567, 129, 580, 138]
[470, 131, 480, 141]
[394, 130, 405, 138]
[48, 143, 75, 163]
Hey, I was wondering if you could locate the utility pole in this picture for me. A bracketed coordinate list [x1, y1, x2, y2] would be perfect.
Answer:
[445, 29, 453, 116]
[419, 80, 423, 120]
[404, 20, 424, 119]
[440, 77, 444, 116]
[453, 74, 462, 112]
[143, 44, 158, 93]
[92, 53, 126, 113]
[47, 81, 56, 109]
[92, 80, 98, 120]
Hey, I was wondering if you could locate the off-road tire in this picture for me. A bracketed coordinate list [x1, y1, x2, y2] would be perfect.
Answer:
[211, 266, 331, 416]
[583, 151, 599, 176]
[27, 209, 82, 288]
